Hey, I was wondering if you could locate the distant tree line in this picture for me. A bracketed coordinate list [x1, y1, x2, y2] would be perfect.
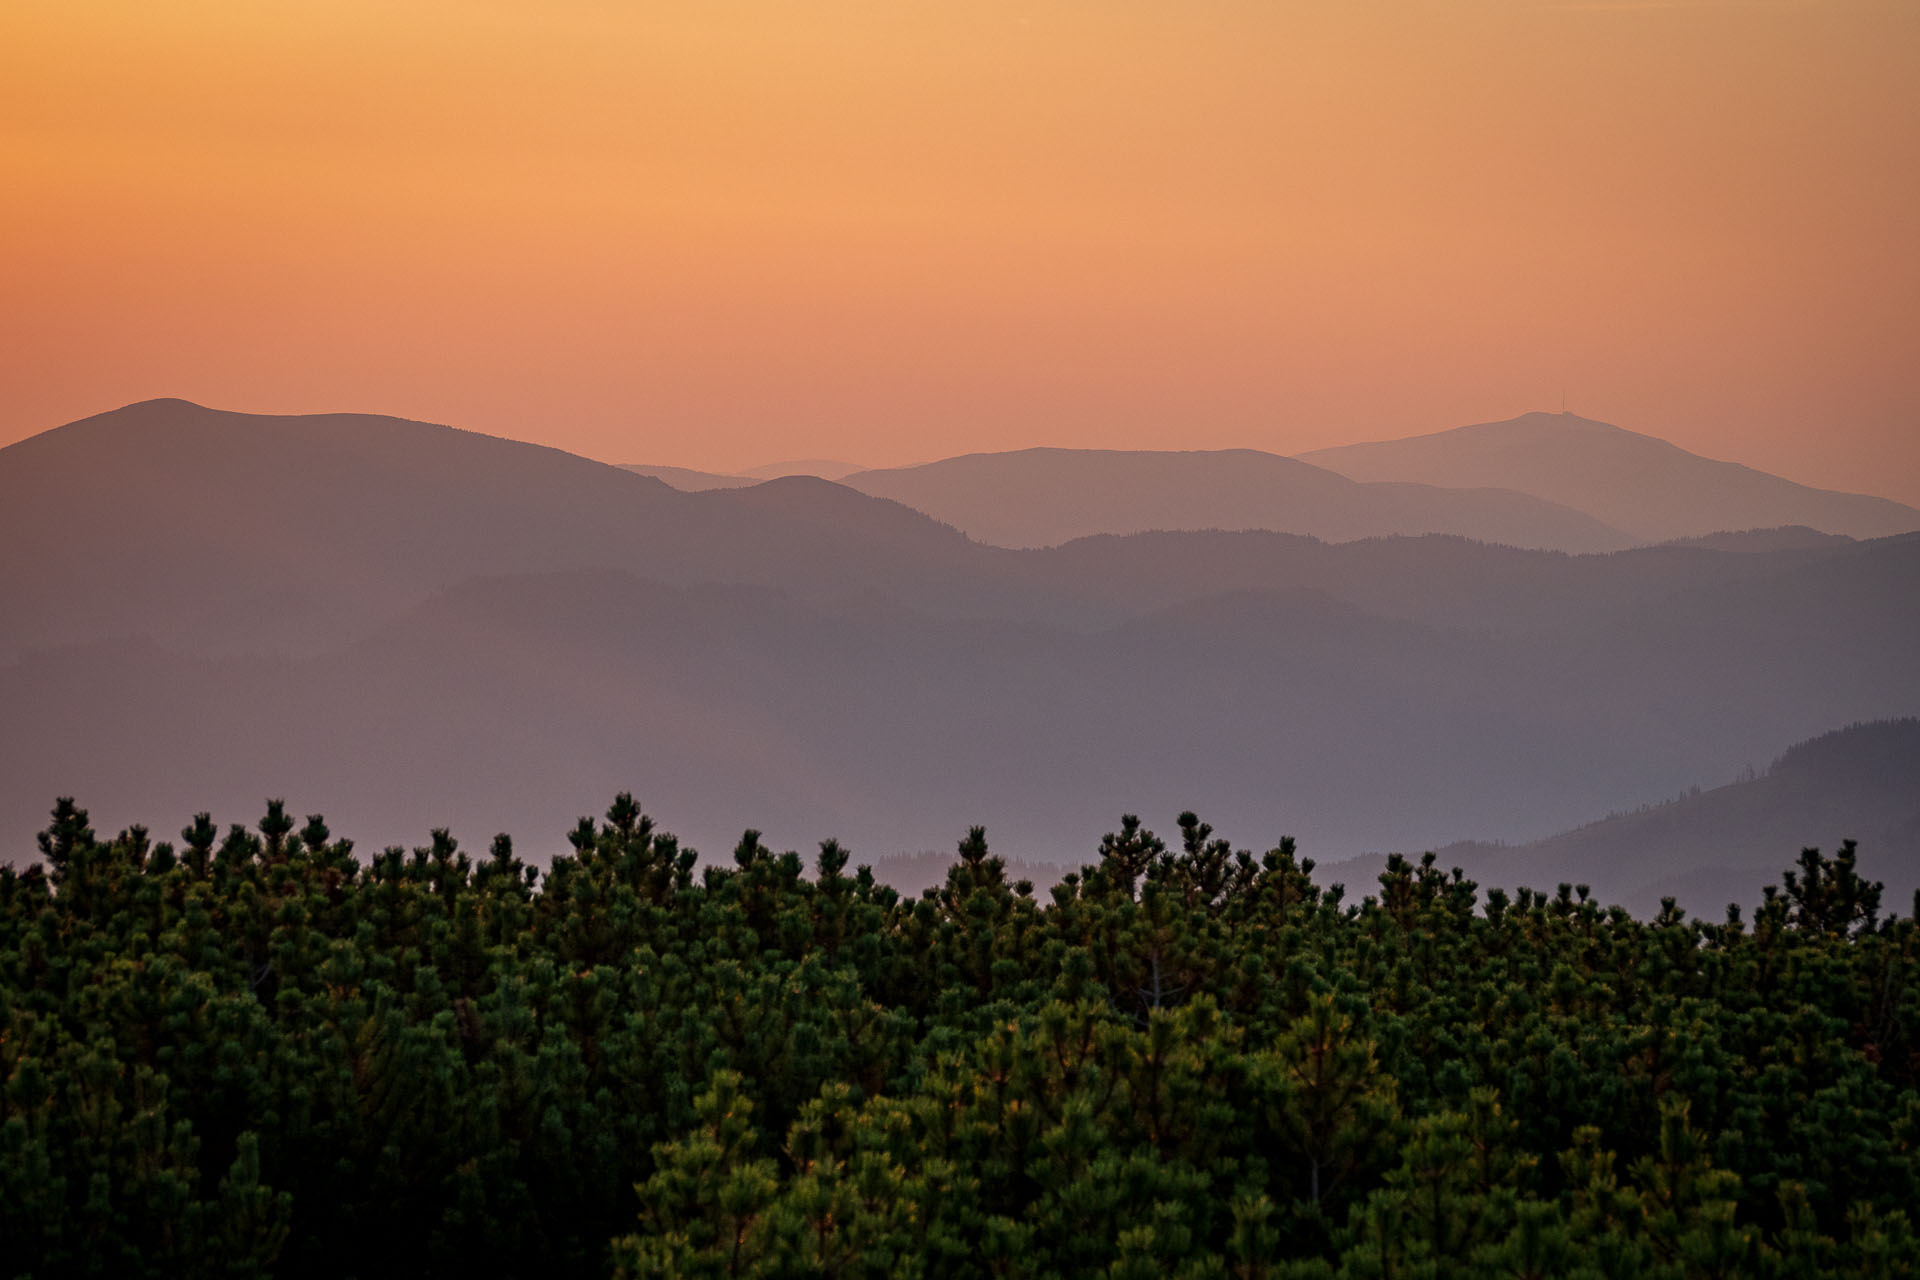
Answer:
[3, 796, 1917, 1277]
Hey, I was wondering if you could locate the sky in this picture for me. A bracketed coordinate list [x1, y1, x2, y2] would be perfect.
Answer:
[4, 0, 1917, 503]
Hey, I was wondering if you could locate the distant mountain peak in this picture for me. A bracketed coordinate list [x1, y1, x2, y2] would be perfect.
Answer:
[63, 397, 220, 429]
[122, 396, 210, 412]
[1302, 413, 1920, 542]
[739, 457, 865, 481]
[1484, 410, 1628, 433]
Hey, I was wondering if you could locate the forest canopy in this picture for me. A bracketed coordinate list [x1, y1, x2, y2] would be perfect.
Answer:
[3, 796, 1916, 1278]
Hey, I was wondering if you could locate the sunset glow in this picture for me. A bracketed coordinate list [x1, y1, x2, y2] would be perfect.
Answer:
[5, 0, 1916, 499]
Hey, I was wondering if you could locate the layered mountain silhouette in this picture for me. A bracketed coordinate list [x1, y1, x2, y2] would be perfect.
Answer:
[837, 448, 1636, 551]
[628, 413, 1917, 553]
[1302, 411, 1920, 543]
[2, 398, 1915, 912]
[1327, 719, 1920, 921]
[0, 399, 1012, 660]
[616, 463, 759, 491]
[619, 458, 865, 490]
[739, 458, 864, 481]
[2, 544, 1914, 880]
[18, 399, 1870, 660]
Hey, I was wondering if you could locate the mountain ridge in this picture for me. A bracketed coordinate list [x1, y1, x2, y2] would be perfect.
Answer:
[0, 399, 1023, 658]
[1302, 411, 1920, 542]
[3, 398, 1913, 894]
[841, 445, 1638, 551]
[1326, 718, 1920, 920]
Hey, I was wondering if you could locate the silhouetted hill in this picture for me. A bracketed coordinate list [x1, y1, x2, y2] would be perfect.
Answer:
[3, 400, 1915, 888]
[1328, 720, 1920, 920]
[620, 458, 866, 488]
[842, 447, 1637, 551]
[738, 458, 865, 481]
[12, 401, 1901, 656]
[707, 475, 972, 553]
[0, 400, 1016, 659]
[0, 399, 728, 656]
[1301, 412, 1920, 542]
[617, 463, 758, 490]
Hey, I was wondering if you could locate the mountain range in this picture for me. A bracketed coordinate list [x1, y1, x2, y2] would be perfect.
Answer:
[620, 458, 866, 491]
[836, 447, 1636, 552]
[2, 398, 1914, 910]
[0, 399, 1002, 661]
[625, 411, 1920, 551]
[1302, 411, 1920, 543]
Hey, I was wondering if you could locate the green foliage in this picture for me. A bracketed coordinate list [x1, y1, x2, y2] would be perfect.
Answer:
[3, 799, 1917, 1277]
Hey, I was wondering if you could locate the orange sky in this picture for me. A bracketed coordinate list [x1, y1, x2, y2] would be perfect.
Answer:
[4, 0, 1917, 502]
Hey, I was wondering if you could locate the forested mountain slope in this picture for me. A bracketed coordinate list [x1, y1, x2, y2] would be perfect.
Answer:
[1658, 525, 1854, 553]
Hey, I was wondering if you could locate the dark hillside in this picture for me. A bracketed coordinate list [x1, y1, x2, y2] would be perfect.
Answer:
[6, 401, 1903, 655]
[0, 400, 1018, 659]
[1331, 719, 1920, 918]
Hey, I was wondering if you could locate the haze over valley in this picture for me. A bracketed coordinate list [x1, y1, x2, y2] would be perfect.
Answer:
[5, 398, 1915, 916]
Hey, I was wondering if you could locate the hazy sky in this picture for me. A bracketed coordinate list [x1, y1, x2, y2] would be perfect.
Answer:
[5, 1, 1917, 502]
